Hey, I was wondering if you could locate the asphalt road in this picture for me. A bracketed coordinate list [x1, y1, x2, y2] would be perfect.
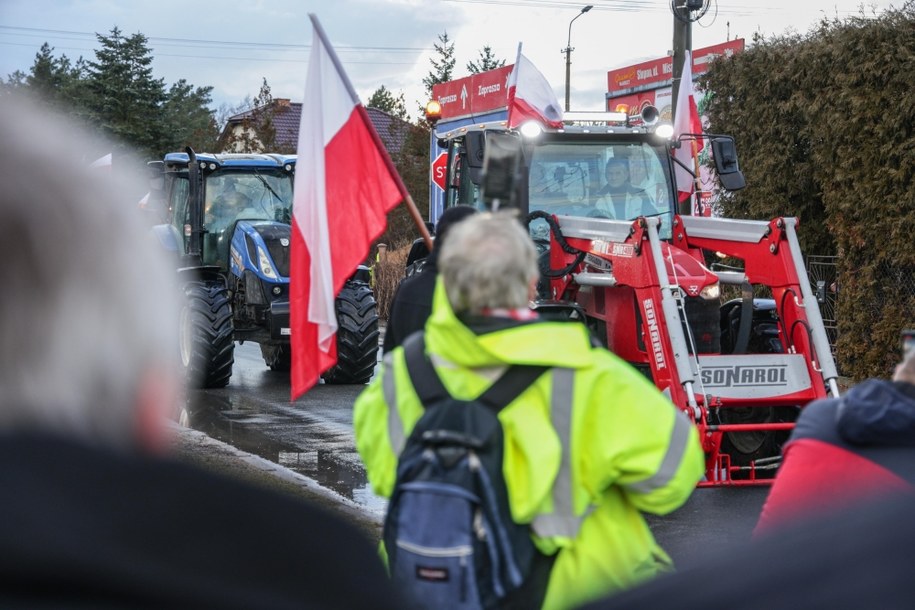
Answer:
[181, 340, 770, 568]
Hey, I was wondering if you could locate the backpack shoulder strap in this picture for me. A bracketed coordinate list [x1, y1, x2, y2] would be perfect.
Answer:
[478, 364, 549, 412]
[402, 331, 449, 406]
[403, 331, 549, 412]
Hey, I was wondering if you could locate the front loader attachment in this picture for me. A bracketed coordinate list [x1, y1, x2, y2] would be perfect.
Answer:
[541, 213, 840, 486]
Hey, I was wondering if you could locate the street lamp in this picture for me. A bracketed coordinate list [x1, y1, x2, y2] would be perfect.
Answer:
[564, 4, 593, 112]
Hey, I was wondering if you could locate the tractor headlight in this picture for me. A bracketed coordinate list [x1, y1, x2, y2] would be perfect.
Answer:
[519, 121, 543, 139]
[257, 247, 278, 279]
[654, 123, 674, 139]
[699, 282, 721, 300]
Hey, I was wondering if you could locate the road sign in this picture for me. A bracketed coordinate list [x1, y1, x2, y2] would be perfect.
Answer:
[431, 152, 448, 191]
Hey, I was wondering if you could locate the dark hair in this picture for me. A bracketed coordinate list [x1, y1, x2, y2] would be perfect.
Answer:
[605, 157, 629, 171]
[435, 205, 478, 249]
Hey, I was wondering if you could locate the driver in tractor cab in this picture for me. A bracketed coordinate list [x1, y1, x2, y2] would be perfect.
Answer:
[206, 178, 251, 232]
[594, 157, 643, 219]
[204, 177, 252, 267]
[595, 157, 666, 220]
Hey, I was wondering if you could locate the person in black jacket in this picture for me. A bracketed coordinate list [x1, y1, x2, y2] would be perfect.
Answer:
[382, 205, 478, 353]
[0, 93, 403, 610]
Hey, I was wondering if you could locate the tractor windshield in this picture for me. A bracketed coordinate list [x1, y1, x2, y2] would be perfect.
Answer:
[527, 140, 674, 242]
[202, 170, 293, 268]
[205, 171, 293, 228]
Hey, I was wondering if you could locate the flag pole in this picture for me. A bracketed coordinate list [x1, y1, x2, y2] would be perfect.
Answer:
[691, 140, 702, 215]
[308, 14, 433, 251]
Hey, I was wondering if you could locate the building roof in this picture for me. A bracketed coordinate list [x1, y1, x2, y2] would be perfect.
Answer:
[223, 100, 412, 155]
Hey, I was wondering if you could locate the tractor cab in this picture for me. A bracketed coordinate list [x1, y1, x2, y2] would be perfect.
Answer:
[161, 153, 295, 271]
[436, 108, 743, 226]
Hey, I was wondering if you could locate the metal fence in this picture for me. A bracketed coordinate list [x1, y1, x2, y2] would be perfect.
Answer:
[806, 255, 839, 359]
[806, 256, 915, 375]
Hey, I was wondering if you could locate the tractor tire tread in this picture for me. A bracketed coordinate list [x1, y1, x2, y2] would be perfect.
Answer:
[183, 281, 235, 388]
[322, 281, 379, 385]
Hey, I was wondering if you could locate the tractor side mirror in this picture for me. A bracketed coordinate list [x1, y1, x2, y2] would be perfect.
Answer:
[141, 160, 168, 222]
[147, 160, 165, 193]
[464, 131, 486, 186]
[481, 132, 522, 211]
[711, 137, 746, 191]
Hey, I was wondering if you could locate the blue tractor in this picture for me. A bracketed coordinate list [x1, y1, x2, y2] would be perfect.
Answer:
[150, 149, 379, 389]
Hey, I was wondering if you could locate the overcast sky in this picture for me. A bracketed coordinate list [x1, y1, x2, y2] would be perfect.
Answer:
[0, 0, 898, 118]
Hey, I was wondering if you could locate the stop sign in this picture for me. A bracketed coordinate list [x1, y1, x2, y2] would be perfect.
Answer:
[431, 152, 448, 191]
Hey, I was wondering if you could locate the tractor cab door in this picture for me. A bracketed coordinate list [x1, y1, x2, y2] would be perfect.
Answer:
[443, 132, 486, 211]
[164, 172, 191, 258]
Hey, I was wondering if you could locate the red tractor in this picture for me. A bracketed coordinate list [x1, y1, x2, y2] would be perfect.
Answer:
[431, 109, 840, 485]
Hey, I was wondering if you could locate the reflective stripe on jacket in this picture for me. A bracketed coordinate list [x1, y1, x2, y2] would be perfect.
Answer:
[354, 279, 704, 609]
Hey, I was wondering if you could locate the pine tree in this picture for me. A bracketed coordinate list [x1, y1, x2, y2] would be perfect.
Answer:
[162, 79, 219, 152]
[0, 70, 29, 95]
[27, 43, 62, 99]
[368, 85, 409, 120]
[85, 27, 167, 157]
[422, 31, 456, 99]
[467, 45, 505, 74]
[1, 43, 83, 108]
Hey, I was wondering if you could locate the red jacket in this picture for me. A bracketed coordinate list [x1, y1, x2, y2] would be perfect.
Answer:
[754, 379, 915, 537]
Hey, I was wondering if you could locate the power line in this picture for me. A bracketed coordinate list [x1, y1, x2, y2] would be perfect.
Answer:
[0, 25, 430, 54]
[0, 25, 428, 72]
[0, 40, 418, 66]
[442, 0, 667, 11]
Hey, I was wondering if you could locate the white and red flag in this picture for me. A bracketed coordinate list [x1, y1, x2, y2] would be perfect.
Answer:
[506, 44, 563, 129]
[290, 14, 405, 399]
[89, 152, 112, 171]
[673, 51, 705, 206]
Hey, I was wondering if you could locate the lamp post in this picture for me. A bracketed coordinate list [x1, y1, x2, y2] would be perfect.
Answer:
[564, 4, 593, 112]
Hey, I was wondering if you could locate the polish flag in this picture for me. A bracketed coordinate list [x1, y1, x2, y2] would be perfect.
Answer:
[673, 51, 705, 206]
[89, 152, 112, 171]
[290, 15, 405, 400]
[506, 44, 563, 129]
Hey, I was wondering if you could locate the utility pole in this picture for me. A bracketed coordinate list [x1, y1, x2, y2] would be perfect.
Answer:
[671, 0, 700, 123]
[564, 5, 593, 112]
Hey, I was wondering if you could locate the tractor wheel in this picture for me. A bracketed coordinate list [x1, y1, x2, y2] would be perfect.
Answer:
[321, 280, 380, 384]
[180, 280, 235, 388]
[718, 406, 797, 478]
[261, 343, 291, 372]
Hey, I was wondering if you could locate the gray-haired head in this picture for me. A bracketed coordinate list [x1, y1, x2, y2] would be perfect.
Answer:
[0, 93, 180, 452]
[438, 212, 539, 315]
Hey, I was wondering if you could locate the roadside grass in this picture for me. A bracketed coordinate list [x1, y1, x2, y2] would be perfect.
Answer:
[372, 245, 409, 322]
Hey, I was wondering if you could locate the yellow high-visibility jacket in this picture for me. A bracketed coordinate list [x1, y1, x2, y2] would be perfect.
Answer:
[354, 280, 704, 609]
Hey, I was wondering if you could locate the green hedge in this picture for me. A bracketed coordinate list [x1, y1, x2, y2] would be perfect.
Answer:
[701, 5, 915, 381]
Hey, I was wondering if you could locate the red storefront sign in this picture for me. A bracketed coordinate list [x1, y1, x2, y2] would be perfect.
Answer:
[607, 39, 745, 96]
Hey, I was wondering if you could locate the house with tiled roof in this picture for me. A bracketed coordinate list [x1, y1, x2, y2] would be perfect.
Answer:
[219, 99, 412, 156]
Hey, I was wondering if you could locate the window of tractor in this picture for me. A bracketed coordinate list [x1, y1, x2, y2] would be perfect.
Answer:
[528, 141, 674, 240]
[205, 171, 293, 226]
[168, 175, 190, 253]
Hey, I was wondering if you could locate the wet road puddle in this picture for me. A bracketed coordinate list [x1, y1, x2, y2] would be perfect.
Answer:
[185, 393, 386, 517]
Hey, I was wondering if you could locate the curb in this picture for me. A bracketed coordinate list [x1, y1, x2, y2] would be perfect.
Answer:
[170, 423, 383, 539]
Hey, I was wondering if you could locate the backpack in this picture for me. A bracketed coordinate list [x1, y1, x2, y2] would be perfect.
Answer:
[383, 332, 555, 610]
